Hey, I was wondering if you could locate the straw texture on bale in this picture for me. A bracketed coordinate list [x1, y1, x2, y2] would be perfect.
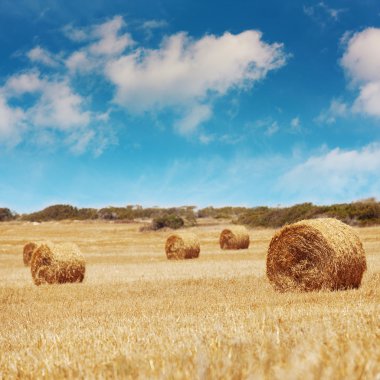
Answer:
[31, 242, 85, 285]
[267, 218, 367, 292]
[219, 226, 250, 250]
[23, 242, 38, 266]
[165, 233, 200, 260]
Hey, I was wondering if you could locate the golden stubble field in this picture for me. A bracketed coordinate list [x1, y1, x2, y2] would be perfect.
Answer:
[0, 219, 379, 379]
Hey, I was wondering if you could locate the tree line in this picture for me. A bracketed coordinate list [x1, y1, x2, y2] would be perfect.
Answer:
[1, 198, 380, 228]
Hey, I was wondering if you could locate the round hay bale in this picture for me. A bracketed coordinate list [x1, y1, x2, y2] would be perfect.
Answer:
[219, 226, 250, 250]
[23, 242, 38, 266]
[31, 242, 85, 285]
[165, 233, 200, 260]
[267, 218, 367, 292]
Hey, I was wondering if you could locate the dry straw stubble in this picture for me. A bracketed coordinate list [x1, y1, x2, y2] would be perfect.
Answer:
[165, 232, 200, 259]
[219, 226, 250, 250]
[23, 242, 38, 266]
[267, 218, 367, 292]
[31, 241, 86, 285]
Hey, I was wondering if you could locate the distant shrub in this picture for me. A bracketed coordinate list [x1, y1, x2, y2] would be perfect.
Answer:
[76, 208, 98, 220]
[0, 208, 16, 221]
[22, 205, 79, 222]
[151, 214, 185, 230]
[237, 201, 380, 228]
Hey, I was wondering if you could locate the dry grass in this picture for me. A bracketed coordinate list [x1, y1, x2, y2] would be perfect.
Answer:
[0, 219, 380, 379]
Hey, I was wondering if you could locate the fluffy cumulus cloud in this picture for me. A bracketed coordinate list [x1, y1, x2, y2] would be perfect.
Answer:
[65, 16, 134, 73]
[5, 72, 90, 130]
[88, 16, 134, 56]
[174, 104, 212, 134]
[105, 30, 286, 133]
[316, 98, 348, 124]
[0, 94, 25, 144]
[106, 31, 285, 110]
[341, 28, 380, 118]
[279, 144, 380, 202]
[29, 81, 90, 130]
[27, 46, 60, 67]
[5, 71, 43, 94]
[0, 16, 286, 148]
[0, 71, 98, 151]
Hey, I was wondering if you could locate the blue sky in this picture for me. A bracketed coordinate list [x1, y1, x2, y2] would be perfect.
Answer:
[0, 0, 380, 212]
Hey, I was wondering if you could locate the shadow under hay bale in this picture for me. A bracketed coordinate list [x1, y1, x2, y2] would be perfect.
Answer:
[165, 233, 200, 260]
[219, 226, 250, 250]
[31, 242, 85, 285]
[23, 242, 38, 266]
[267, 218, 367, 292]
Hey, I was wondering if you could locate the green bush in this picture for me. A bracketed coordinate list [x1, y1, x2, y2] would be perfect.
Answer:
[236, 200, 380, 228]
[22, 204, 79, 222]
[0, 208, 16, 221]
[151, 214, 185, 230]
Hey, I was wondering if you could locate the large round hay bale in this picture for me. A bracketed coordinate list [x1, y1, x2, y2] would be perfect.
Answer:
[30, 242, 85, 285]
[23, 242, 38, 266]
[219, 226, 250, 250]
[165, 233, 200, 260]
[267, 218, 367, 292]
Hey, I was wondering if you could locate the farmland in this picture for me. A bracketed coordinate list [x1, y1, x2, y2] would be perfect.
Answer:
[1, 219, 379, 379]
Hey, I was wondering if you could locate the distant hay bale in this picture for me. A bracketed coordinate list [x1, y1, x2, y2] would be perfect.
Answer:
[23, 242, 38, 266]
[267, 218, 367, 292]
[219, 226, 250, 250]
[30, 242, 85, 285]
[165, 233, 200, 260]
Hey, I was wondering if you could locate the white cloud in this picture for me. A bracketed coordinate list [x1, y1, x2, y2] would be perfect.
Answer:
[3, 16, 287, 149]
[62, 18, 287, 134]
[89, 16, 134, 56]
[279, 144, 380, 202]
[140, 19, 168, 40]
[141, 19, 168, 30]
[303, 2, 346, 25]
[105, 30, 286, 132]
[27, 46, 60, 67]
[248, 117, 280, 136]
[66, 129, 95, 154]
[265, 121, 279, 136]
[66, 51, 94, 73]
[5, 72, 90, 130]
[5, 72, 43, 94]
[0, 94, 25, 144]
[175, 104, 212, 135]
[290, 116, 300, 129]
[0, 71, 95, 151]
[29, 80, 90, 130]
[316, 99, 348, 124]
[341, 28, 380, 84]
[353, 82, 380, 117]
[63, 24, 89, 42]
[341, 28, 380, 119]
[64, 16, 134, 74]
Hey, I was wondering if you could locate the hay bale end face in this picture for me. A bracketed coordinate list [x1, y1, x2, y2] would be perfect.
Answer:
[267, 218, 367, 292]
[165, 233, 200, 260]
[31, 242, 85, 285]
[23, 242, 38, 266]
[219, 226, 250, 250]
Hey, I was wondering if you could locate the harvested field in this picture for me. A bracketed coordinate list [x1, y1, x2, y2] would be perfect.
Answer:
[0, 219, 379, 379]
